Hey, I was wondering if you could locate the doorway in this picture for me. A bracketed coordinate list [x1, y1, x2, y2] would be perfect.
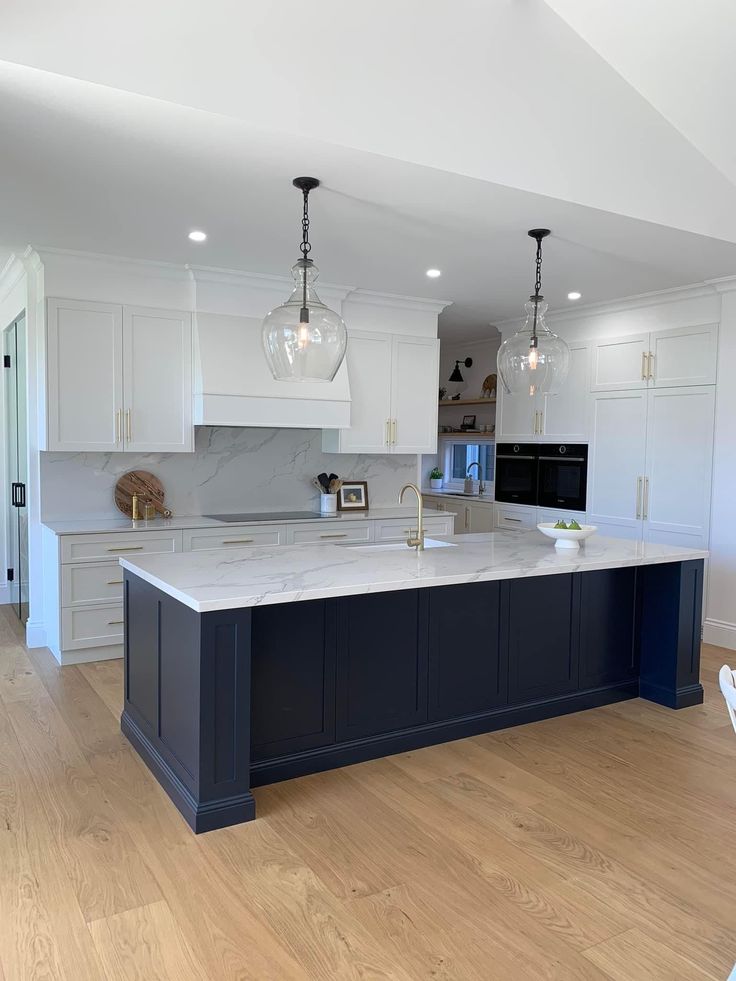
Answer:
[4, 316, 29, 623]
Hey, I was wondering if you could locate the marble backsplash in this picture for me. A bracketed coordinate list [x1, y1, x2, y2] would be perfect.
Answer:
[40, 427, 419, 520]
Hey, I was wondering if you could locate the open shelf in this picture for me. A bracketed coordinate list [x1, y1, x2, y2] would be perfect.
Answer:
[438, 398, 496, 407]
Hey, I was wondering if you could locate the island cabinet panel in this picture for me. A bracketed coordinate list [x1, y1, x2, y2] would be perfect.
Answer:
[124, 574, 159, 732]
[428, 582, 506, 721]
[336, 590, 429, 740]
[579, 568, 638, 688]
[250, 600, 337, 761]
[507, 574, 580, 703]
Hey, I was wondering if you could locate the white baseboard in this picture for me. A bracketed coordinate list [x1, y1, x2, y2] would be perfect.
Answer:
[703, 618, 736, 651]
[0, 584, 11, 605]
[25, 619, 47, 649]
[58, 644, 123, 666]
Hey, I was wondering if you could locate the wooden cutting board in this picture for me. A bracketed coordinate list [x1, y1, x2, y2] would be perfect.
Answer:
[114, 470, 170, 518]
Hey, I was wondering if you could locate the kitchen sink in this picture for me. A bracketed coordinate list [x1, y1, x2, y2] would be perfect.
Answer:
[347, 538, 457, 551]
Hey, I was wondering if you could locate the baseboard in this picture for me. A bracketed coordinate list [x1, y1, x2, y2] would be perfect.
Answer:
[0, 585, 10, 605]
[121, 711, 256, 832]
[25, 619, 47, 649]
[639, 679, 704, 709]
[58, 644, 123, 666]
[703, 618, 736, 651]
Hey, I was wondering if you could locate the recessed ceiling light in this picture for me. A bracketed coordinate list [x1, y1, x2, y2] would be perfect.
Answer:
[426, 268, 442, 278]
[567, 291, 582, 300]
[188, 230, 207, 242]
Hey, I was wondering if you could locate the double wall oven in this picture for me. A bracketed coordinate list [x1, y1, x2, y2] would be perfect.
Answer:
[495, 443, 588, 512]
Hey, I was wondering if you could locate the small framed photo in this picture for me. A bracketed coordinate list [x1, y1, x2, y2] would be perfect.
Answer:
[461, 414, 477, 430]
[338, 481, 369, 511]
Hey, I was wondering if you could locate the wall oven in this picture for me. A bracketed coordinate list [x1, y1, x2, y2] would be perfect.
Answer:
[494, 443, 539, 506]
[537, 444, 588, 512]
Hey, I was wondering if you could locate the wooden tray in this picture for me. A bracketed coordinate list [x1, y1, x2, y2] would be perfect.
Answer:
[114, 470, 170, 518]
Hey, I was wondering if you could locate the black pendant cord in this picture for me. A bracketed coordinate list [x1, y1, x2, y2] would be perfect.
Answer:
[299, 187, 311, 323]
[527, 228, 550, 349]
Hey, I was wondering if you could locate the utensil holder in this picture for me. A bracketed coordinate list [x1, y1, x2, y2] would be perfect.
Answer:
[320, 493, 337, 515]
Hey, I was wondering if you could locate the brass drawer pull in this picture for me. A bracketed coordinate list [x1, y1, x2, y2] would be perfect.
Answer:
[107, 619, 124, 625]
[107, 579, 124, 585]
[222, 538, 255, 544]
[107, 546, 144, 552]
[320, 533, 347, 539]
[504, 517, 523, 523]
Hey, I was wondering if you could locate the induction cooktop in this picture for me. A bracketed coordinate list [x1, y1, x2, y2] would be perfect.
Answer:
[204, 512, 324, 523]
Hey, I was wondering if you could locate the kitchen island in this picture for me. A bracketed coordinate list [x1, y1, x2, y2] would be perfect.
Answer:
[120, 532, 707, 832]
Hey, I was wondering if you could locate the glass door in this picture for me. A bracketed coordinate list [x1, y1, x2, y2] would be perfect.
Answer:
[4, 316, 28, 623]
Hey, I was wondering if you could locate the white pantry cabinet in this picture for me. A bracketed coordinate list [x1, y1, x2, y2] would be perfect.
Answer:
[46, 298, 193, 452]
[322, 331, 439, 454]
[590, 324, 717, 392]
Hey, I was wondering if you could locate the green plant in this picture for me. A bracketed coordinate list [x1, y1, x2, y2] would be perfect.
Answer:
[430, 467, 444, 480]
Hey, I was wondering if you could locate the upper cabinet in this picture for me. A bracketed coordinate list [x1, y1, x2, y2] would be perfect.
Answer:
[323, 331, 439, 454]
[591, 324, 717, 392]
[46, 298, 193, 453]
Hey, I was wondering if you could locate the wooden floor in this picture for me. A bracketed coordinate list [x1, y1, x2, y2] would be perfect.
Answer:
[1, 607, 735, 980]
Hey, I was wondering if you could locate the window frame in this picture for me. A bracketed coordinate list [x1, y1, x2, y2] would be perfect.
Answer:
[441, 437, 496, 491]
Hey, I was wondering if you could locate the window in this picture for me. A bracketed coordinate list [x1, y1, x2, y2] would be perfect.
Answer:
[443, 440, 495, 490]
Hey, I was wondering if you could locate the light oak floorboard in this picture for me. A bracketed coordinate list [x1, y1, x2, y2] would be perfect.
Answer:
[0, 608, 734, 980]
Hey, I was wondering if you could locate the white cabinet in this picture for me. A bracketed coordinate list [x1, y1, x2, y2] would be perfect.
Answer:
[493, 502, 538, 532]
[591, 325, 717, 392]
[323, 331, 439, 454]
[46, 298, 193, 452]
[588, 387, 715, 547]
[47, 299, 123, 451]
[123, 307, 193, 452]
[498, 342, 589, 442]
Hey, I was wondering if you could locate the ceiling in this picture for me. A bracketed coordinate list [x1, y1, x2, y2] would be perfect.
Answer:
[0, 2, 734, 340]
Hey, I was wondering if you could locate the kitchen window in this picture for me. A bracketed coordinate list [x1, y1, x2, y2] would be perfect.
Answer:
[442, 440, 495, 491]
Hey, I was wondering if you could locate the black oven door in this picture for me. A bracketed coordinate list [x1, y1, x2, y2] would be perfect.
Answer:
[494, 444, 539, 506]
[537, 445, 588, 512]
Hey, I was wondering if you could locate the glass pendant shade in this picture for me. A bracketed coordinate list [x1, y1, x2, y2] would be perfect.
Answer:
[262, 259, 348, 382]
[497, 298, 570, 397]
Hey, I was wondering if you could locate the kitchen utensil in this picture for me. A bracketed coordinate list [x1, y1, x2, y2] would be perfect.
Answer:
[115, 471, 168, 518]
[316, 472, 331, 492]
[537, 522, 597, 550]
[328, 478, 343, 494]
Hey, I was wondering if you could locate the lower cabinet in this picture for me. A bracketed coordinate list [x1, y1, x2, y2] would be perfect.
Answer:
[507, 574, 579, 703]
[428, 582, 505, 721]
[579, 567, 638, 688]
[336, 590, 429, 740]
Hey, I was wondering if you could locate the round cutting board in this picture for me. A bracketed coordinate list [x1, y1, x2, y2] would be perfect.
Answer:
[114, 470, 168, 518]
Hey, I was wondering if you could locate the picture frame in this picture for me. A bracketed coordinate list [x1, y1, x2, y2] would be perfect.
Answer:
[337, 481, 369, 511]
[460, 414, 477, 430]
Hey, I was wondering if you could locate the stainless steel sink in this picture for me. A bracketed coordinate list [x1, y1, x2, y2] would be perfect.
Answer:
[347, 538, 457, 552]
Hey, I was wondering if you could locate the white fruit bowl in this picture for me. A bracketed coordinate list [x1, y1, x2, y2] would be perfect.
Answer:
[537, 522, 597, 550]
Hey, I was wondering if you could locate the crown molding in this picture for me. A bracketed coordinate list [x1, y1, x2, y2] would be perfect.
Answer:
[0, 252, 27, 303]
[34, 246, 192, 282]
[345, 288, 452, 315]
[704, 274, 736, 293]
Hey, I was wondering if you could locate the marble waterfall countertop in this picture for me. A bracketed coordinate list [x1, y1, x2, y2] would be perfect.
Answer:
[42, 507, 445, 536]
[120, 531, 708, 614]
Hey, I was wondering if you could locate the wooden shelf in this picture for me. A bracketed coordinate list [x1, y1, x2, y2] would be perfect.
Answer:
[438, 398, 496, 407]
[437, 431, 495, 440]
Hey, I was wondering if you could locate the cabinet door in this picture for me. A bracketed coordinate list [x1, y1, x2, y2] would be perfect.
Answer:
[591, 334, 649, 392]
[579, 568, 637, 688]
[390, 335, 439, 453]
[336, 590, 428, 740]
[541, 342, 589, 440]
[643, 387, 715, 548]
[338, 330, 393, 452]
[123, 307, 193, 452]
[507, 574, 578, 703]
[251, 599, 336, 761]
[428, 582, 506, 721]
[588, 392, 647, 538]
[651, 324, 717, 388]
[498, 389, 538, 440]
[46, 298, 123, 451]
[468, 502, 495, 533]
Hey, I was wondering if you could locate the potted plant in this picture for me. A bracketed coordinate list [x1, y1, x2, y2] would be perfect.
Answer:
[429, 467, 444, 490]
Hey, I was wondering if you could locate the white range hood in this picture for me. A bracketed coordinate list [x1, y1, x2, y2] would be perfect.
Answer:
[191, 266, 353, 429]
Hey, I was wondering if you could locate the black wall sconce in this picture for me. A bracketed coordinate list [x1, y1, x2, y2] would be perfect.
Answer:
[449, 357, 473, 383]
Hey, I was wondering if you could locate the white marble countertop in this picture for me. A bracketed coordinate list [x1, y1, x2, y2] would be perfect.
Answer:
[119, 531, 708, 614]
[43, 506, 446, 536]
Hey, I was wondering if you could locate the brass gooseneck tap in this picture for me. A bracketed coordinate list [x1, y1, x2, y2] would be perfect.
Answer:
[398, 483, 425, 550]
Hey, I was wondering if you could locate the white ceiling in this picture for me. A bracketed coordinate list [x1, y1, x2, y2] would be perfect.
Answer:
[0, 2, 735, 340]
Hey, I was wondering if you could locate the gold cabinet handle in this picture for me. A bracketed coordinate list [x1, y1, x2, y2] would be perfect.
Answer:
[107, 620, 124, 625]
[391, 419, 397, 445]
[648, 352, 655, 380]
[320, 533, 347, 539]
[386, 419, 391, 446]
[504, 516, 522, 522]
[222, 538, 255, 544]
[107, 579, 124, 585]
[641, 352, 648, 381]
[125, 408, 132, 441]
[643, 476, 650, 519]
[115, 408, 122, 443]
[636, 476, 643, 519]
[107, 546, 143, 552]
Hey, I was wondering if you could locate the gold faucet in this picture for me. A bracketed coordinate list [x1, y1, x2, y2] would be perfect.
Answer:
[398, 483, 424, 550]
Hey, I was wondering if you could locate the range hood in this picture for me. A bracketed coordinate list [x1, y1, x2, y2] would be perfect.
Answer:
[191, 267, 352, 429]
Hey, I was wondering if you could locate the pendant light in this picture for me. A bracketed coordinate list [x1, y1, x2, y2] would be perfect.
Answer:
[262, 177, 348, 382]
[497, 229, 570, 397]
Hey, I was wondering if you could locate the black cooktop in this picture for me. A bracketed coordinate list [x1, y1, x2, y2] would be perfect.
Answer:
[204, 511, 324, 523]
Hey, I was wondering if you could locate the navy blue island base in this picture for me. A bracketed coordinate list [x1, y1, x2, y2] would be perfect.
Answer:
[121, 560, 704, 832]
